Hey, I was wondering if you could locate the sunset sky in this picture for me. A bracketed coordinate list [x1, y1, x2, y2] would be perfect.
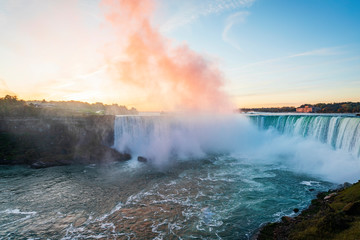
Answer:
[0, 0, 359, 111]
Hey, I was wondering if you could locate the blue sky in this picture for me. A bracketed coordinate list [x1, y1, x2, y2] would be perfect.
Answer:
[158, 0, 360, 107]
[0, 0, 359, 109]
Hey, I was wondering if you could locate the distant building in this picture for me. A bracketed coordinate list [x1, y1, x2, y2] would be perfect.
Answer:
[296, 106, 320, 113]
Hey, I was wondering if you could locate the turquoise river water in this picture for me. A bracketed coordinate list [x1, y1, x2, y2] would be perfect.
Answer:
[1, 113, 359, 239]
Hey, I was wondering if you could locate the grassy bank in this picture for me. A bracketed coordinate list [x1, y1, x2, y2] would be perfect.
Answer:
[257, 181, 360, 239]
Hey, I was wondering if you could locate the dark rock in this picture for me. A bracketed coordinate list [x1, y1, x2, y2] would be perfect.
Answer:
[281, 216, 293, 223]
[0, 116, 133, 168]
[30, 161, 55, 169]
[293, 208, 299, 213]
[74, 145, 131, 163]
[112, 149, 131, 161]
[309, 188, 315, 192]
[138, 156, 148, 163]
[101, 147, 132, 162]
[341, 182, 352, 189]
[122, 153, 132, 161]
[255, 222, 279, 240]
[342, 201, 360, 216]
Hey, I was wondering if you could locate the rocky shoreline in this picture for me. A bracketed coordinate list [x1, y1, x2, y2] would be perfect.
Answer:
[256, 181, 360, 240]
[0, 115, 131, 168]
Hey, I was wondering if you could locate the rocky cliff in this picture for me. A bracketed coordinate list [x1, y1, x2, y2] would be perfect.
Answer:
[0, 115, 131, 168]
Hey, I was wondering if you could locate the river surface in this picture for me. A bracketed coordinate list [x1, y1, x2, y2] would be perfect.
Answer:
[0, 155, 333, 239]
[2, 113, 358, 239]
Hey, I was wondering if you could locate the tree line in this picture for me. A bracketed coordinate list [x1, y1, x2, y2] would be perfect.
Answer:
[240, 102, 360, 113]
[0, 95, 138, 117]
[240, 107, 296, 113]
[306, 102, 360, 113]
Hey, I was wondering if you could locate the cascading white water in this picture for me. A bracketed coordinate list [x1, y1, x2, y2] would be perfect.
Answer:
[113, 115, 169, 155]
[115, 114, 360, 159]
[113, 115, 208, 165]
[249, 115, 360, 158]
[113, 114, 360, 182]
[113, 114, 256, 165]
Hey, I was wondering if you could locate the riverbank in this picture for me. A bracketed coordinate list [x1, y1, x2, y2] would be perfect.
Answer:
[0, 115, 131, 168]
[256, 181, 360, 239]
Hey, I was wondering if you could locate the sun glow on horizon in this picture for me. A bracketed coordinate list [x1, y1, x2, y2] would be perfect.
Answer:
[0, 0, 359, 111]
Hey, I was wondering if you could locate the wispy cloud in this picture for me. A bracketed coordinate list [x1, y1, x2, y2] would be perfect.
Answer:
[160, 0, 255, 32]
[222, 11, 250, 50]
[226, 47, 360, 106]
[290, 47, 345, 57]
[229, 46, 347, 71]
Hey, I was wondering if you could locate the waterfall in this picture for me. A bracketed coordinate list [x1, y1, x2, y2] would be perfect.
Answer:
[249, 115, 360, 157]
[114, 114, 360, 159]
[113, 114, 360, 182]
[113, 115, 172, 156]
[113, 115, 207, 164]
[112, 114, 254, 164]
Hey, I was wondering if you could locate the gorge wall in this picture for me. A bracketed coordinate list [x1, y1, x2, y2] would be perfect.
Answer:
[2, 114, 359, 169]
[0, 115, 130, 168]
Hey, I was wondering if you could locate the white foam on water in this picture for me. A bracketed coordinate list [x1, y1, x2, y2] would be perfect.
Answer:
[0, 209, 37, 228]
[100, 222, 115, 232]
[95, 202, 123, 222]
[114, 114, 360, 183]
[0, 209, 37, 215]
[300, 181, 320, 186]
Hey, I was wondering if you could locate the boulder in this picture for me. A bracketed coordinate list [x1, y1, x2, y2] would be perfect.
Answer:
[324, 192, 337, 200]
[281, 216, 293, 223]
[341, 182, 352, 189]
[30, 161, 56, 169]
[137, 156, 148, 163]
[121, 152, 132, 161]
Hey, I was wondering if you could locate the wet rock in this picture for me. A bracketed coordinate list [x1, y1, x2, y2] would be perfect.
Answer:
[293, 208, 299, 213]
[74, 217, 87, 227]
[309, 188, 315, 192]
[30, 161, 56, 169]
[281, 216, 293, 223]
[74, 145, 131, 163]
[137, 156, 148, 163]
[122, 152, 132, 161]
[341, 182, 352, 189]
[324, 192, 337, 200]
[102, 147, 132, 162]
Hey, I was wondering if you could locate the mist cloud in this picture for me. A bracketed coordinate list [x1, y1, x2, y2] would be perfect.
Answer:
[101, 0, 233, 112]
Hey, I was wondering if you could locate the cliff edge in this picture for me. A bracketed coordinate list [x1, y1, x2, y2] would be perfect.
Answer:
[0, 115, 130, 168]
